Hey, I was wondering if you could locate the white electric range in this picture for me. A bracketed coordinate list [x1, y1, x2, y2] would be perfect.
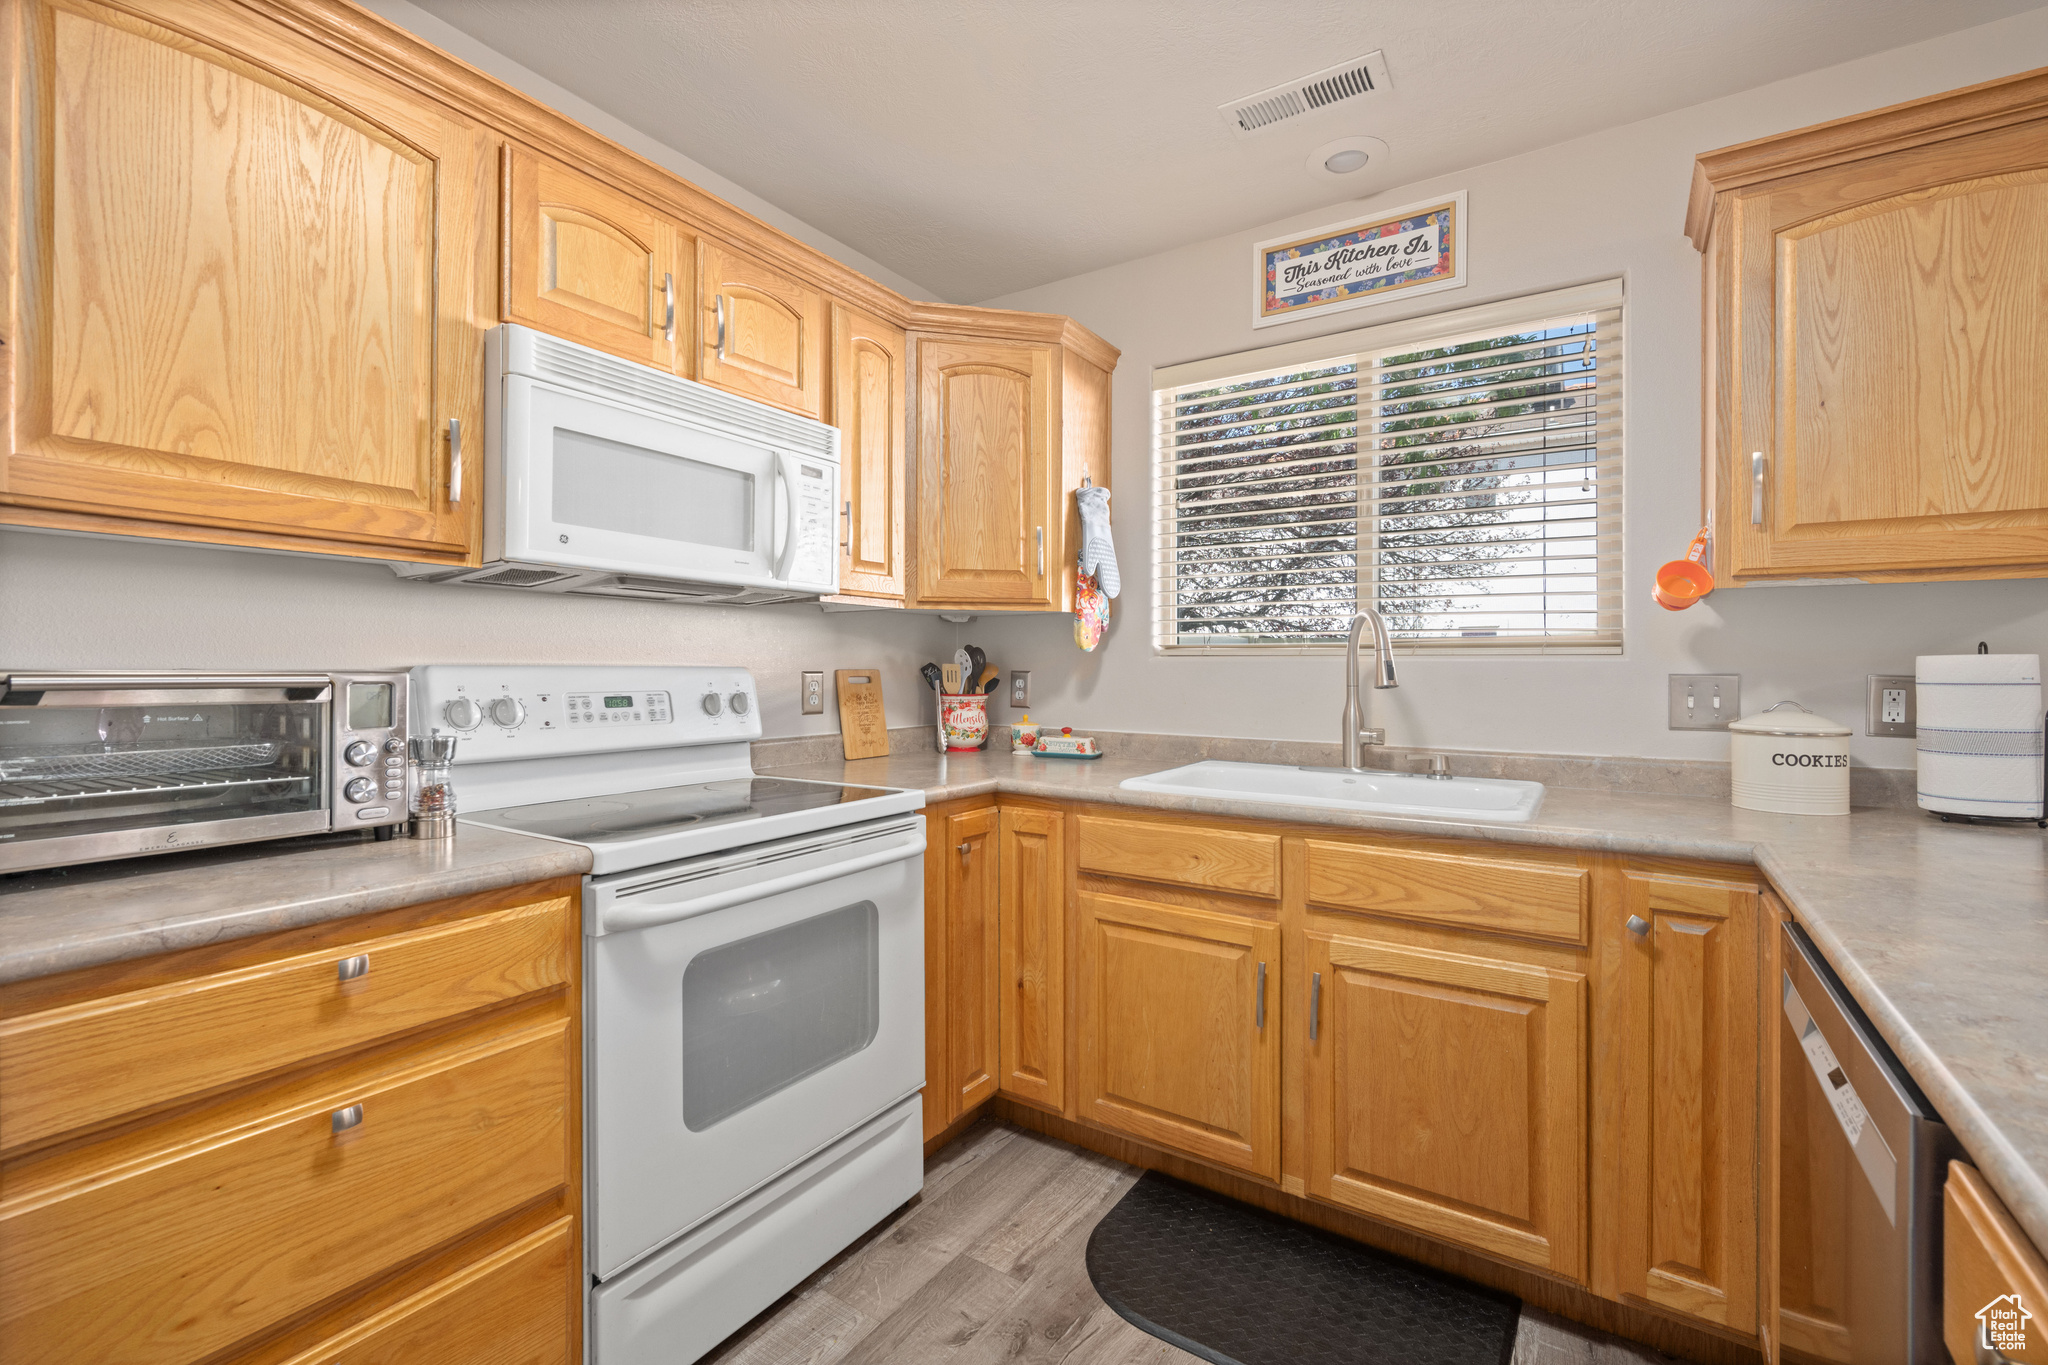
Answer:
[411, 665, 927, 1365]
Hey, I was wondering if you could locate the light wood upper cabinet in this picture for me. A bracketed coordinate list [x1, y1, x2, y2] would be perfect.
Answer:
[1592, 869, 1759, 1332]
[914, 336, 1058, 606]
[1693, 71, 2048, 583]
[0, 0, 491, 564]
[1074, 890, 1280, 1179]
[1304, 932, 1587, 1281]
[698, 238, 827, 417]
[996, 805, 1065, 1112]
[829, 304, 907, 598]
[504, 145, 686, 372]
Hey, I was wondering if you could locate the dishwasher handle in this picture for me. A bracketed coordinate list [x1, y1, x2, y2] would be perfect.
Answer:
[594, 827, 926, 935]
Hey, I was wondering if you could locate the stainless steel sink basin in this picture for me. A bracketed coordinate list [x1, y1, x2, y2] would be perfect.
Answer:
[1119, 760, 1545, 823]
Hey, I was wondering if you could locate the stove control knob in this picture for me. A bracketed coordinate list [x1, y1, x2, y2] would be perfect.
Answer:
[486, 696, 525, 729]
[701, 692, 723, 717]
[343, 740, 376, 767]
[343, 776, 378, 804]
[443, 697, 483, 731]
[729, 691, 751, 716]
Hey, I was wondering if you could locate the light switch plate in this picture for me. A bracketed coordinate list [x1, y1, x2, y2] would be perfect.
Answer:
[1866, 674, 1916, 737]
[800, 671, 825, 715]
[1009, 670, 1031, 708]
[1669, 674, 1740, 730]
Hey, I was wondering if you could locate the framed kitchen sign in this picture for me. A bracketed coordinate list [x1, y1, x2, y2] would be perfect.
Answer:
[1253, 191, 1466, 327]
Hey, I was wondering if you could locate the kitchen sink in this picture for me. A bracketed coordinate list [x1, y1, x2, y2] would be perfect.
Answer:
[1119, 760, 1546, 823]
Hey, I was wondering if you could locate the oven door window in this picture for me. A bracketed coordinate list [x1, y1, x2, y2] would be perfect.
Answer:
[680, 900, 880, 1131]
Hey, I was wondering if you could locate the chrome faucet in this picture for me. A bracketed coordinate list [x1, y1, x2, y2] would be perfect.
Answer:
[1342, 609, 1399, 771]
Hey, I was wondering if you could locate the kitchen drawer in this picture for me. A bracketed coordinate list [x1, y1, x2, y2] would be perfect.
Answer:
[1076, 816, 1279, 898]
[0, 1016, 572, 1365]
[266, 1217, 576, 1365]
[1305, 839, 1588, 944]
[1945, 1161, 2048, 1364]
[0, 895, 572, 1152]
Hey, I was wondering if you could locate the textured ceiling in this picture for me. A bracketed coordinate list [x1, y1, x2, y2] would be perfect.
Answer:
[415, 0, 2045, 302]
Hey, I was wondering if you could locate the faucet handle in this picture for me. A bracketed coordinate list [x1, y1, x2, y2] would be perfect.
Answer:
[1356, 728, 1386, 747]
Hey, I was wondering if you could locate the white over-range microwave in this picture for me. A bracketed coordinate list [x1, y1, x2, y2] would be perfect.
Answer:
[390, 324, 839, 604]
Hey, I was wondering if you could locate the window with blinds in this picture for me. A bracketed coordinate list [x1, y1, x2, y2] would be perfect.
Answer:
[1153, 281, 1623, 655]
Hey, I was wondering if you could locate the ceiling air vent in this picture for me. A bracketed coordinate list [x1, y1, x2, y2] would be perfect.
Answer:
[1219, 51, 1390, 135]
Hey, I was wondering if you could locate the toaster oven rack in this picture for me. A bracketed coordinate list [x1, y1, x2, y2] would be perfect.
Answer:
[0, 767, 312, 810]
[0, 742, 283, 782]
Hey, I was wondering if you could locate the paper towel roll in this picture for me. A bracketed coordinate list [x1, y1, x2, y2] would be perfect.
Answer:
[1916, 653, 2045, 819]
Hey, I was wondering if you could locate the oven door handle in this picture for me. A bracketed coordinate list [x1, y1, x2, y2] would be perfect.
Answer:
[595, 829, 927, 935]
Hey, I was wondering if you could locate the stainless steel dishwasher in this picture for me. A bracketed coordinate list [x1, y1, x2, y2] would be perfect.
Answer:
[1778, 921, 1957, 1364]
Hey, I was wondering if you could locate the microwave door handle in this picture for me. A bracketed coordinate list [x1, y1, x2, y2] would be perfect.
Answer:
[772, 451, 802, 581]
[594, 828, 927, 934]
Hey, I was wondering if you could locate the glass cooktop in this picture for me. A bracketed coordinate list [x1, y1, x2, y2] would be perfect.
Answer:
[470, 776, 896, 847]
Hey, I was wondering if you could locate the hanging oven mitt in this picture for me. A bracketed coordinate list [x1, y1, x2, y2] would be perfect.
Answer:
[1075, 484, 1119, 598]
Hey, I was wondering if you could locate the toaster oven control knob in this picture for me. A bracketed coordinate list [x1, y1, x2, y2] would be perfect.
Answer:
[701, 692, 723, 716]
[729, 691, 751, 716]
[343, 740, 376, 767]
[486, 696, 525, 729]
[383, 737, 406, 756]
[343, 776, 378, 804]
[442, 697, 484, 731]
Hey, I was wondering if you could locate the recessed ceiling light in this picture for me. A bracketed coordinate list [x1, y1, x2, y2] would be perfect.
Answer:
[1306, 135, 1389, 185]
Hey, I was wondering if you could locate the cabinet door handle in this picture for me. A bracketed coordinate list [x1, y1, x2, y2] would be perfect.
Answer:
[1255, 960, 1267, 1029]
[447, 418, 462, 505]
[662, 272, 676, 342]
[1750, 451, 1765, 525]
[957, 841, 971, 856]
[337, 954, 369, 982]
[843, 500, 852, 550]
[715, 293, 727, 359]
[330, 1103, 363, 1134]
[1626, 914, 1651, 937]
[1309, 970, 1321, 1042]
[1035, 526, 1044, 577]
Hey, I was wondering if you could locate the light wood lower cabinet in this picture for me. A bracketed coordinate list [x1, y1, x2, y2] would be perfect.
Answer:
[1074, 890, 1281, 1179]
[1945, 1161, 2048, 1365]
[0, 880, 582, 1365]
[503, 145, 686, 372]
[996, 806, 1065, 1110]
[1304, 932, 1587, 1279]
[1593, 869, 1759, 1333]
[922, 803, 999, 1141]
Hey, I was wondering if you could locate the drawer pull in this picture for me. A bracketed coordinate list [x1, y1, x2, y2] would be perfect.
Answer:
[337, 954, 369, 982]
[330, 1103, 363, 1134]
[1255, 960, 1267, 1029]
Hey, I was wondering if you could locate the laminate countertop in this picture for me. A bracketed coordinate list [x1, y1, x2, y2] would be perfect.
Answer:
[759, 748, 2048, 1256]
[1, 745, 2041, 1258]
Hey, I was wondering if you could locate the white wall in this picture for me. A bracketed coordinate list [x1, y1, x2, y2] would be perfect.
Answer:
[0, 3, 957, 739]
[969, 7, 2048, 769]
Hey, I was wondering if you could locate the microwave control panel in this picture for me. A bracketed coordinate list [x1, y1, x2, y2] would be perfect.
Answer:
[789, 459, 837, 589]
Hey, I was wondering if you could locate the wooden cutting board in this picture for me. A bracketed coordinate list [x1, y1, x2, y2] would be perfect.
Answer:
[835, 669, 889, 760]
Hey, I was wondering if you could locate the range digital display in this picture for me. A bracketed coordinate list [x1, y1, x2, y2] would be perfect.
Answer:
[605, 695, 634, 709]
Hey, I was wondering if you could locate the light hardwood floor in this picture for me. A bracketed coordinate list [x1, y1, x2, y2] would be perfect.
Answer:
[701, 1120, 1691, 1365]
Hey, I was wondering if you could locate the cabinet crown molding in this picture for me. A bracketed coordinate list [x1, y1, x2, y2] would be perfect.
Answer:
[1685, 62, 2048, 249]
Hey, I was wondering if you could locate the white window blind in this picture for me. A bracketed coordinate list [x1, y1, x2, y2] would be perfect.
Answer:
[1153, 282, 1623, 655]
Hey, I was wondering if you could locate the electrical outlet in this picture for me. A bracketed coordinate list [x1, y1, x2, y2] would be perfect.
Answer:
[1866, 674, 1916, 737]
[800, 671, 824, 715]
[1668, 674, 1740, 730]
[1009, 670, 1031, 708]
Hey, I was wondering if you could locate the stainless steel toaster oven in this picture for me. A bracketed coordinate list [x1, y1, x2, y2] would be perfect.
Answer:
[0, 673, 410, 874]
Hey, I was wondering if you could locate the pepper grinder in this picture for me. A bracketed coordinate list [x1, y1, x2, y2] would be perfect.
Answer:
[408, 731, 459, 839]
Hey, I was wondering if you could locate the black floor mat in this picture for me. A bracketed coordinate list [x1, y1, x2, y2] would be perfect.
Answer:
[1085, 1172, 1520, 1365]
